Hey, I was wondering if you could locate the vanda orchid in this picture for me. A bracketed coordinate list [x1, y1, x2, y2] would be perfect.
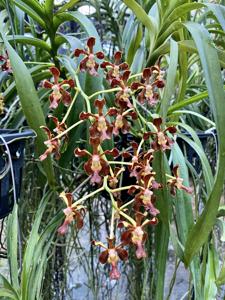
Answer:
[39, 37, 192, 280]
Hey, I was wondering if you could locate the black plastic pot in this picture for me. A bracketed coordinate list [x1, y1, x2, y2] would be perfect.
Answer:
[0, 129, 35, 219]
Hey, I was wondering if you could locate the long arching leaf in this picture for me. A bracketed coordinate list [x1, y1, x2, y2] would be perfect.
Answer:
[183, 22, 225, 266]
[0, 32, 56, 187]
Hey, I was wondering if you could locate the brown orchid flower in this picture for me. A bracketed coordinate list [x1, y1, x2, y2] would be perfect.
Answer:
[108, 167, 125, 189]
[57, 192, 86, 235]
[108, 107, 137, 136]
[121, 212, 158, 259]
[101, 51, 129, 84]
[131, 68, 160, 106]
[93, 237, 128, 280]
[39, 116, 67, 161]
[128, 174, 161, 216]
[167, 165, 193, 196]
[0, 51, 12, 73]
[79, 99, 113, 141]
[74, 37, 104, 76]
[74, 137, 119, 184]
[143, 118, 177, 151]
[111, 70, 133, 109]
[43, 67, 75, 109]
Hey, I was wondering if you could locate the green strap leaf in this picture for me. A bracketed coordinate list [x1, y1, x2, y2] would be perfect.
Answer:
[12, 0, 46, 28]
[53, 11, 101, 49]
[161, 3, 204, 33]
[0, 32, 56, 187]
[16, 0, 46, 19]
[183, 22, 225, 266]
[0, 288, 18, 299]
[160, 39, 178, 119]
[55, 0, 80, 14]
[0, 35, 51, 52]
[7, 205, 19, 292]
[0, 274, 20, 300]
[122, 0, 156, 47]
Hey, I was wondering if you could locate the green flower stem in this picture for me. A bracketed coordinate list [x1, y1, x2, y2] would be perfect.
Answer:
[108, 161, 132, 166]
[132, 95, 149, 127]
[72, 185, 104, 207]
[24, 62, 54, 66]
[137, 138, 144, 154]
[129, 72, 142, 79]
[120, 198, 135, 209]
[73, 73, 91, 113]
[110, 184, 139, 193]
[62, 89, 79, 123]
[119, 210, 136, 226]
[165, 173, 175, 179]
[88, 87, 120, 100]
[51, 120, 84, 140]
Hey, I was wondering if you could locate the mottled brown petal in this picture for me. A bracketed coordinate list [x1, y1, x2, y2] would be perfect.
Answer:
[121, 230, 132, 244]
[79, 112, 94, 120]
[104, 148, 119, 157]
[130, 82, 142, 90]
[165, 126, 177, 134]
[143, 68, 151, 79]
[114, 51, 122, 62]
[122, 70, 131, 83]
[74, 49, 87, 57]
[96, 51, 104, 59]
[75, 212, 84, 230]
[99, 250, 109, 264]
[116, 248, 128, 261]
[108, 107, 118, 116]
[94, 98, 106, 114]
[43, 80, 53, 89]
[65, 193, 73, 207]
[87, 37, 95, 52]
[74, 148, 89, 157]
[172, 165, 179, 178]
[61, 90, 72, 106]
[153, 118, 162, 130]
[50, 67, 60, 83]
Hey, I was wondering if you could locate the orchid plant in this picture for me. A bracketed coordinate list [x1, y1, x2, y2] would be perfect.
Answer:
[39, 37, 192, 280]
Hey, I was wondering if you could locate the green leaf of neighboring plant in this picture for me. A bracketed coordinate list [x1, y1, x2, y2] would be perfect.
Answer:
[0, 274, 19, 300]
[203, 245, 219, 299]
[160, 39, 178, 119]
[183, 22, 225, 266]
[123, 0, 156, 49]
[0, 35, 51, 52]
[7, 204, 19, 292]
[216, 259, 225, 286]
[0, 32, 56, 187]
[55, 0, 80, 14]
[0, 288, 18, 299]
[53, 11, 101, 49]
[127, 23, 142, 66]
[12, 0, 46, 28]
[16, 0, 45, 19]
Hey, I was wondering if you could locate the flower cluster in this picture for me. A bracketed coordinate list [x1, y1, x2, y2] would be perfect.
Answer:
[39, 37, 192, 280]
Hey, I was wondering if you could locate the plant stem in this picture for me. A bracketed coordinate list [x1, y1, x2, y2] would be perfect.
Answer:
[110, 185, 138, 193]
[88, 87, 120, 100]
[73, 73, 91, 113]
[72, 186, 104, 207]
[107, 161, 132, 166]
[51, 120, 84, 140]
[62, 89, 79, 123]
